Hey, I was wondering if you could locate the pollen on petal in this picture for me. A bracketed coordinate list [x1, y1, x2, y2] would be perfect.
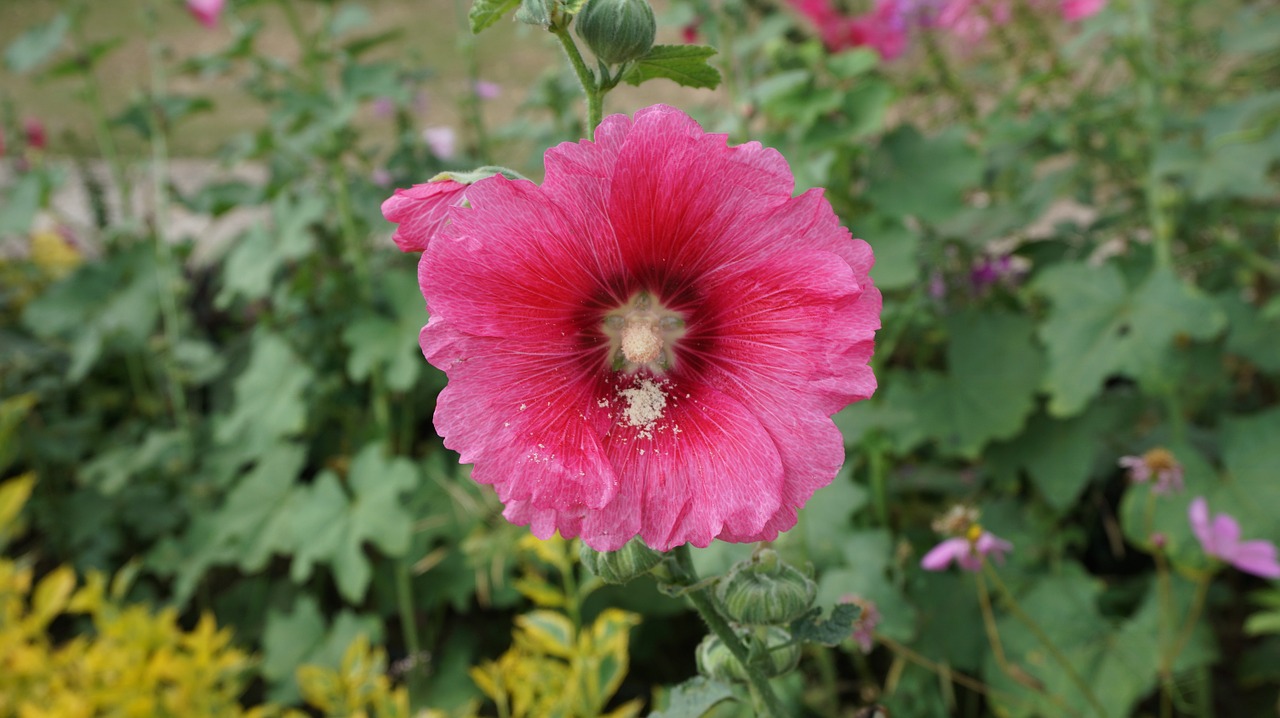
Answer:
[618, 378, 667, 435]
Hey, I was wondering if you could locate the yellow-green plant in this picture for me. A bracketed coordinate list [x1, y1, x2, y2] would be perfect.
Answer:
[469, 534, 643, 718]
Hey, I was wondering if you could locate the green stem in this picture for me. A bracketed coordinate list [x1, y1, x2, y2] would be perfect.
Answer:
[454, 0, 493, 161]
[921, 31, 976, 124]
[70, 0, 133, 226]
[983, 564, 1109, 718]
[670, 545, 788, 718]
[394, 562, 425, 701]
[550, 25, 602, 139]
[1166, 575, 1211, 669]
[144, 1, 191, 433]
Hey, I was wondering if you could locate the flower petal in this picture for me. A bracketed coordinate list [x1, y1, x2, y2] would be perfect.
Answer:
[1188, 497, 1213, 551]
[382, 181, 467, 253]
[1229, 540, 1280, 579]
[921, 537, 970, 571]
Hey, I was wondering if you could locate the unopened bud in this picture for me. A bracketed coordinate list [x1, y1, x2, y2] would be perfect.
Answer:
[574, 0, 656, 65]
[717, 548, 816, 626]
[696, 626, 800, 683]
[579, 537, 664, 584]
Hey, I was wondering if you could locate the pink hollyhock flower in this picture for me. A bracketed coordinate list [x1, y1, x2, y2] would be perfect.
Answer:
[1189, 498, 1280, 579]
[381, 179, 468, 253]
[921, 526, 1013, 571]
[789, 0, 908, 60]
[936, 0, 1010, 45]
[1118, 447, 1184, 495]
[681, 21, 700, 44]
[1061, 0, 1106, 21]
[405, 105, 879, 551]
[186, 0, 225, 29]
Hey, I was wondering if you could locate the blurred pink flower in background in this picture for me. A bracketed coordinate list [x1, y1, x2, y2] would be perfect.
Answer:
[473, 81, 502, 100]
[841, 594, 881, 653]
[681, 21, 701, 44]
[936, 0, 1010, 45]
[186, 0, 225, 29]
[382, 178, 469, 253]
[24, 118, 46, 151]
[422, 126, 457, 160]
[1189, 498, 1280, 578]
[1118, 447, 1184, 495]
[789, 0, 907, 60]
[1061, 0, 1106, 21]
[922, 526, 1013, 571]
[395, 105, 880, 551]
[371, 97, 396, 118]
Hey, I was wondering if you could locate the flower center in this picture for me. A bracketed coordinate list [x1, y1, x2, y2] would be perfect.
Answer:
[602, 292, 686, 373]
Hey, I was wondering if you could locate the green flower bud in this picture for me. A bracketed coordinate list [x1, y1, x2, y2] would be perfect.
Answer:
[695, 626, 801, 683]
[573, 0, 656, 66]
[579, 538, 664, 584]
[716, 549, 816, 626]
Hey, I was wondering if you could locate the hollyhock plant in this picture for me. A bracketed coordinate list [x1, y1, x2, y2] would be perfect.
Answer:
[186, 0, 225, 29]
[1189, 498, 1280, 579]
[921, 524, 1013, 572]
[841, 594, 881, 653]
[422, 126, 458, 160]
[394, 105, 879, 551]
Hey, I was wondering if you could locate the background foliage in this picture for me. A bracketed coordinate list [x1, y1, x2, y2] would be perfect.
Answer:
[2, 0, 1280, 715]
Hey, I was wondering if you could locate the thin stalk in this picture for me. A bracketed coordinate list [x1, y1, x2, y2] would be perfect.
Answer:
[143, 1, 191, 433]
[671, 545, 788, 718]
[983, 564, 1109, 718]
[394, 561, 426, 700]
[921, 31, 976, 124]
[70, 1, 133, 225]
[1166, 575, 1211, 669]
[550, 24, 602, 139]
[454, 0, 493, 161]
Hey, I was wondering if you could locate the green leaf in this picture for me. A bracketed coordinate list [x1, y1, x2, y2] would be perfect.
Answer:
[984, 566, 1215, 718]
[815, 530, 916, 644]
[862, 215, 919, 290]
[1034, 263, 1225, 417]
[825, 48, 879, 79]
[0, 174, 44, 236]
[4, 12, 69, 73]
[214, 332, 314, 457]
[1221, 408, 1280, 543]
[341, 270, 425, 392]
[789, 601, 860, 646]
[865, 125, 982, 223]
[218, 192, 323, 305]
[288, 444, 420, 602]
[1222, 292, 1280, 373]
[985, 400, 1130, 512]
[622, 45, 720, 90]
[469, 0, 522, 33]
[884, 311, 1044, 458]
[262, 595, 383, 703]
[650, 676, 738, 718]
[793, 466, 867, 568]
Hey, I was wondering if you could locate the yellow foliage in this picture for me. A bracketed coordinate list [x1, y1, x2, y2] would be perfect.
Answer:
[0, 475, 423, 718]
[296, 634, 413, 718]
[470, 534, 643, 718]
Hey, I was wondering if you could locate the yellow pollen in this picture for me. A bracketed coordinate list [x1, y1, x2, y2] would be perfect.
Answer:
[966, 524, 984, 543]
[621, 321, 663, 364]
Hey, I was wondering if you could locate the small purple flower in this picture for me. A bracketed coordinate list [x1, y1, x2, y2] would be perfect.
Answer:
[922, 525, 1013, 572]
[371, 97, 396, 118]
[1119, 447, 1183, 495]
[841, 594, 881, 653]
[371, 167, 393, 187]
[422, 126, 457, 160]
[473, 80, 502, 100]
[1189, 497, 1280, 579]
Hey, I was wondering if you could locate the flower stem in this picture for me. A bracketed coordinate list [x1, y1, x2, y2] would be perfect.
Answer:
[550, 24, 602, 140]
[670, 545, 788, 717]
[982, 564, 1109, 718]
[454, 0, 493, 161]
[143, 0, 191, 434]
